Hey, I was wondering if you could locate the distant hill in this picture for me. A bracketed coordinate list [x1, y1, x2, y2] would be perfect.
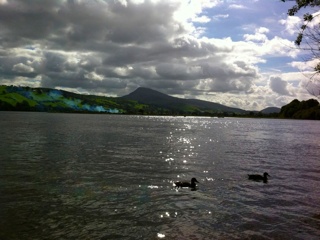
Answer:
[0, 85, 124, 113]
[122, 87, 247, 114]
[260, 107, 281, 114]
[2, 85, 318, 119]
[0, 85, 249, 115]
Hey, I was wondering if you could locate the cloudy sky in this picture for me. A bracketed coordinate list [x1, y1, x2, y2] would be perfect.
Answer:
[0, 0, 319, 110]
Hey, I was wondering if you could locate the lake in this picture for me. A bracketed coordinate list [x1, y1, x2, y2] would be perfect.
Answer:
[1, 112, 320, 239]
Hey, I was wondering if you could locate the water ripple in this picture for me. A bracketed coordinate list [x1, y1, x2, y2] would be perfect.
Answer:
[1, 113, 320, 239]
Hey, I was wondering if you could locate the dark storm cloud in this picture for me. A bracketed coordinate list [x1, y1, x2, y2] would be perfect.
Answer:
[199, 61, 256, 92]
[43, 52, 67, 73]
[269, 76, 290, 95]
[0, 0, 65, 47]
[102, 1, 183, 44]
[156, 62, 203, 80]
[0, 0, 259, 97]
[0, 54, 38, 78]
[0, 0, 183, 48]
[101, 38, 218, 67]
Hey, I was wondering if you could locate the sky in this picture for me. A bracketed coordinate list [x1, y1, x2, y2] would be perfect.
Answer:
[0, 0, 319, 111]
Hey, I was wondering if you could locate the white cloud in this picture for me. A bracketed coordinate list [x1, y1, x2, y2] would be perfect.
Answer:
[242, 29, 299, 58]
[290, 59, 319, 72]
[212, 14, 229, 21]
[257, 27, 269, 34]
[12, 63, 34, 73]
[243, 27, 269, 43]
[309, 10, 320, 27]
[174, 0, 221, 22]
[279, 16, 301, 35]
[193, 15, 211, 23]
[113, 67, 133, 77]
[279, 10, 320, 35]
[116, 0, 128, 7]
[262, 37, 298, 58]
[243, 32, 268, 42]
[229, 4, 247, 9]
[85, 72, 104, 81]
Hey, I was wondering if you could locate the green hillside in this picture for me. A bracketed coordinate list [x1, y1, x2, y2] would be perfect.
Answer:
[0, 85, 248, 116]
[1, 85, 319, 119]
[0, 85, 125, 113]
[0, 85, 184, 114]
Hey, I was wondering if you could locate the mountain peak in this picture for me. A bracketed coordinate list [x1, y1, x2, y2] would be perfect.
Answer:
[122, 87, 175, 103]
[127, 87, 167, 96]
[122, 87, 247, 113]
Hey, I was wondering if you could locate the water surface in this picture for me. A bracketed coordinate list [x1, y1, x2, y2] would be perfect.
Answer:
[1, 112, 320, 239]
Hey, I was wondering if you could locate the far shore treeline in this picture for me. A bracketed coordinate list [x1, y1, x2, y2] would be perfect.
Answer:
[0, 85, 319, 120]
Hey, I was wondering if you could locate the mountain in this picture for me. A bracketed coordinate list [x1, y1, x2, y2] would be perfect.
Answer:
[122, 87, 247, 114]
[2, 85, 319, 119]
[8, 85, 319, 118]
[260, 107, 281, 114]
[0, 85, 249, 115]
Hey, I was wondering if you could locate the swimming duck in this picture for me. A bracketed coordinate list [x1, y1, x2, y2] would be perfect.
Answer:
[248, 172, 270, 182]
[175, 178, 199, 189]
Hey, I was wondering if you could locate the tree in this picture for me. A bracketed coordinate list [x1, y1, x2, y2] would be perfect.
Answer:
[279, 98, 320, 119]
[282, 1, 320, 45]
[282, 0, 320, 98]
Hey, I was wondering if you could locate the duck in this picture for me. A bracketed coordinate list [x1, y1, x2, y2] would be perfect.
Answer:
[248, 172, 270, 182]
[175, 177, 199, 189]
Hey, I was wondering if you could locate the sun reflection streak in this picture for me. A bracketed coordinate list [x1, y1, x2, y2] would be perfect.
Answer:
[157, 233, 165, 238]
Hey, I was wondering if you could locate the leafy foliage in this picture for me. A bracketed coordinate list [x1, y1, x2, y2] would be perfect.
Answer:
[282, 1, 320, 48]
[279, 98, 320, 119]
[282, 0, 320, 97]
